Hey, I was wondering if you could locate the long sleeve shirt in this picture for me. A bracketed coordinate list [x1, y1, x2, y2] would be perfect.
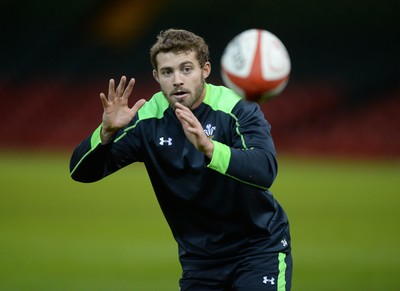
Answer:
[70, 83, 290, 269]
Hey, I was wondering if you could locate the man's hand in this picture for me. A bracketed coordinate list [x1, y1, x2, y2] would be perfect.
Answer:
[99, 76, 146, 144]
[174, 102, 214, 159]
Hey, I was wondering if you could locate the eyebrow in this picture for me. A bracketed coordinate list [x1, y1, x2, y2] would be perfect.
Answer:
[159, 61, 195, 71]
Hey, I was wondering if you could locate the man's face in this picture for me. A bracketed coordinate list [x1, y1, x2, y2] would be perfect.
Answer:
[153, 51, 211, 109]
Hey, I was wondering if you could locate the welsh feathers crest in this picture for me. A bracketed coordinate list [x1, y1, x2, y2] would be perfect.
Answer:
[203, 124, 216, 139]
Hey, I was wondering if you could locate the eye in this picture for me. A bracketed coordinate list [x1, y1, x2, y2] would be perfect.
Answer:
[161, 69, 172, 77]
[183, 66, 192, 74]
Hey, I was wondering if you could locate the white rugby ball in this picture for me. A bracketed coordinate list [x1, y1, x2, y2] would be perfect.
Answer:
[221, 29, 291, 102]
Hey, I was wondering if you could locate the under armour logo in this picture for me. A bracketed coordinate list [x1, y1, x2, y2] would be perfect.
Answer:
[203, 124, 216, 138]
[159, 137, 172, 146]
[281, 239, 288, 247]
[263, 276, 275, 285]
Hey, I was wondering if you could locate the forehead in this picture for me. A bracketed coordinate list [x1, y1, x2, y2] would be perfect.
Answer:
[156, 50, 199, 70]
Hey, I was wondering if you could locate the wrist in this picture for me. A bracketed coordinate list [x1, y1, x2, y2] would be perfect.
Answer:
[100, 126, 117, 144]
[202, 139, 214, 159]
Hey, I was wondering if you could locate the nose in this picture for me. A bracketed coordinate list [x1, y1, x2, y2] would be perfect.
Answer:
[173, 72, 184, 86]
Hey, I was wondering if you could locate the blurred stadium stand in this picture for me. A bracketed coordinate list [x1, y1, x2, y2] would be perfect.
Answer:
[0, 0, 398, 158]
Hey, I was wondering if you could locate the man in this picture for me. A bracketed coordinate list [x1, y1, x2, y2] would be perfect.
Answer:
[70, 28, 292, 290]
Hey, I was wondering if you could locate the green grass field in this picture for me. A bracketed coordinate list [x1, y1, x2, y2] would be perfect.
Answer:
[0, 151, 399, 290]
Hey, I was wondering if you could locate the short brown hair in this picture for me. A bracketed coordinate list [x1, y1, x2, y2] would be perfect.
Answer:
[150, 29, 209, 70]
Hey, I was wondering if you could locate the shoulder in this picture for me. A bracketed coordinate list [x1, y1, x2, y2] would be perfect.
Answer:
[204, 83, 262, 118]
[137, 91, 169, 120]
[203, 83, 242, 114]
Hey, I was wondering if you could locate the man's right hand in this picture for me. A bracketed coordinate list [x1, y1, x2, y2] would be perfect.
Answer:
[99, 76, 146, 144]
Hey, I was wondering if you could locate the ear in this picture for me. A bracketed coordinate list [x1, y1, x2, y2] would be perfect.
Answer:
[153, 70, 159, 83]
[202, 62, 211, 79]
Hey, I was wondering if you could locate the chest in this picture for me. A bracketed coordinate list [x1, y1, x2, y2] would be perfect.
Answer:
[142, 110, 233, 168]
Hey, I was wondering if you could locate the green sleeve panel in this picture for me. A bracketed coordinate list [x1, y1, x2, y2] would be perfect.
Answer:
[70, 125, 102, 177]
[90, 125, 102, 148]
[207, 140, 231, 174]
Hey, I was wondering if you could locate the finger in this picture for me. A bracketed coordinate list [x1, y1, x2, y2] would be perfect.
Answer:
[116, 76, 127, 97]
[122, 78, 136, 100]
[176, 111, 195, 131]
[108, 79, 115, 101]
[176, 108, 194, 123]
[174, 101, 188, 111]
[175, 109, 186, 124]
[175, 102, 196, 119]
[130, 98, 146, 115]
[99, 93, 109, 109]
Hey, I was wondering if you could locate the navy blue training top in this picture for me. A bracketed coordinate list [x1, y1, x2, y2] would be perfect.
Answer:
[70, 83, 291, 269]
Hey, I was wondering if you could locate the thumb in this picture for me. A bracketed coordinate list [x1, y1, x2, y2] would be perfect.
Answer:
[130, 99, 147, 115]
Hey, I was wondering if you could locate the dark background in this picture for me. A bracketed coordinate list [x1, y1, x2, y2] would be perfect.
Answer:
[1, 0, 399, 157]
[0, 3, 398, 290]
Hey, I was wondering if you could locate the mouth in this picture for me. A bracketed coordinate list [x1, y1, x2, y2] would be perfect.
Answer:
[172, 89, 189, 99]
